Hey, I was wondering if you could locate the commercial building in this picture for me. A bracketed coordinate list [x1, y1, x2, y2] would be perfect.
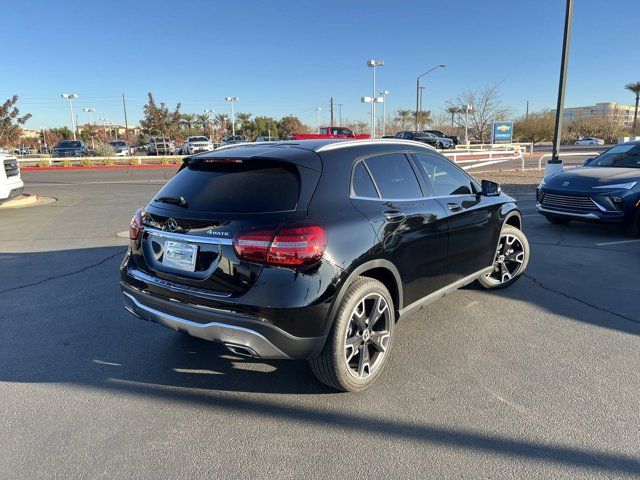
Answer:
[559, 102, 637, 125]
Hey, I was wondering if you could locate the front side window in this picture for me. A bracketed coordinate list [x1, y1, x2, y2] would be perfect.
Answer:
[362, 153, 422, 199]
[413, 154, 474, 196]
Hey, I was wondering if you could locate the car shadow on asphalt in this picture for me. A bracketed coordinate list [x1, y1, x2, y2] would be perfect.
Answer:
[2, 246, 640, 475]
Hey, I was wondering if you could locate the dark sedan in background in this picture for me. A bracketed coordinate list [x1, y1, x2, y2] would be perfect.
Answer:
[395, 131, 454, 149]
[537, 141, 640, 234]
[52, 140, 90, 157]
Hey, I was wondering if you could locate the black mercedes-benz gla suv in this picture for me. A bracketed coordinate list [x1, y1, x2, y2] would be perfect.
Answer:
[120, 139, 529, 391]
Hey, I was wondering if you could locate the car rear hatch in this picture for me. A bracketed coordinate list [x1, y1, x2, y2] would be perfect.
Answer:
[128, 145, 322, 297]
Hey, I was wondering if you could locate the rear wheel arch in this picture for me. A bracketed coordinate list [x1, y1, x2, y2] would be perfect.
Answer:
[323, 260, 402, 337]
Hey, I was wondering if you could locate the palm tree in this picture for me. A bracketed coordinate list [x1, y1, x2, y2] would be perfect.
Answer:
[446, 105, 461, 126]
[394, 109, 412, 130]
[179, 113, 197, 130]
[195, 114, 209, 130]
[625, 81, 640, 135]
[410, 110, 432, 130]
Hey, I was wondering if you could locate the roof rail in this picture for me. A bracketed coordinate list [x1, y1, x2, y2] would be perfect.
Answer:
[314, 139, 437, 153]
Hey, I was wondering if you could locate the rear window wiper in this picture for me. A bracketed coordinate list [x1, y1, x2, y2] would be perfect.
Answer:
[154, 195, 188, 207]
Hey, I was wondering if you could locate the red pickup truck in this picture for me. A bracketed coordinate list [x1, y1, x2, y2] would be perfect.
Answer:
[292, 126, 370, 140]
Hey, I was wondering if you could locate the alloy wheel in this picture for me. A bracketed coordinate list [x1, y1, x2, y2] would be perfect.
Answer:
[344, 293, 391, 379]
[485, 233, 526, 285]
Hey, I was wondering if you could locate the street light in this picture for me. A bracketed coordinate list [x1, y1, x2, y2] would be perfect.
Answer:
[366, 59, 384, 138]
[61, 93, 78, 140]
[315, 107, 322, 133]
[83, 108, 96, 148]
[465, 104, 473, 146]
[415, 64, 445, 131]
[225, 97, 239, 135]
[204, 108, 215, 143]
[361, 96, 384, 137]
[546, 0, 574, 179]
[379, 90, 389, 136]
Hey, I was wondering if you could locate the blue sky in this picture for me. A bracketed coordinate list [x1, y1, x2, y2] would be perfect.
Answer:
[2, 0, 638, 130]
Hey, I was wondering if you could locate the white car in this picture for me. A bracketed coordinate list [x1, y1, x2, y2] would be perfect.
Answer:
[183, 136, 213, 154]
[575, 137, 605, 146]
[0, 153, 24, 201]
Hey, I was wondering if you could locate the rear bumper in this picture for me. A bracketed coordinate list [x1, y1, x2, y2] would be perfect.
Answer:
[121, 283, 326, 360]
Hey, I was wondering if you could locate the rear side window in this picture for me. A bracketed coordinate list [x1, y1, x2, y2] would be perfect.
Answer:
[153, 160, 300, 213]
[351, 162, 379, 198]
[363, 153, 422, 199]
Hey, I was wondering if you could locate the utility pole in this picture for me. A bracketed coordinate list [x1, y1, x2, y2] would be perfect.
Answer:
[418, 86, 425, 130]
[337, 104, 343, 125]
[122, 93, 129, 144]
[330, 97, 334, 126]
[546, 0, 574, 178]
[525, 100, 529, 120]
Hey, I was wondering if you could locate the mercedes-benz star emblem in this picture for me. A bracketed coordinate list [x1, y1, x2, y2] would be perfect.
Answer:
[167, 218, 179, 232]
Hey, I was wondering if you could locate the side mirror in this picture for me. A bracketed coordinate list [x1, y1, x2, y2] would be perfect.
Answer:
[583, 157, 594, 166]
[481, 179, 501, 197]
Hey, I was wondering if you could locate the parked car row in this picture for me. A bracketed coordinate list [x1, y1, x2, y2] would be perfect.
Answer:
[394, 131, 455, 149]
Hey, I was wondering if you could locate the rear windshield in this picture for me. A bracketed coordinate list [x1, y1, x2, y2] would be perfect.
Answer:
[152, 159, 300, 213]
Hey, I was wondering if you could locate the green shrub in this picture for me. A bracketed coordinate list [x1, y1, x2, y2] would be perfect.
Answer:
[159, 157, 170, 165]
[103, 157, 115, 166]
[129, 157, 140, 165]
[81, 158, 93, 167]
[62, 159, 73, 167]
[37, 160, 50, 168]
[94, 142, 116, 157]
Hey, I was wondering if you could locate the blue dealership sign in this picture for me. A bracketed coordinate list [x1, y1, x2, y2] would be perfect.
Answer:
[493, 121, 513, 143]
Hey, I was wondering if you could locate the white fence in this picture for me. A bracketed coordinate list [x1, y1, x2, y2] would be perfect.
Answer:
[536, 151, 599, 170]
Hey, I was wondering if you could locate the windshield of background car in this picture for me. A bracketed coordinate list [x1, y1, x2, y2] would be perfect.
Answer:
[110, 141, 126, 147]
[590, 144, 640, 168]
[190, 137, 208, 142]
[58, 141, 81, 148]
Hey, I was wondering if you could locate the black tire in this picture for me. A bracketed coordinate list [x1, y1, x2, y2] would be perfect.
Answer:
[477, 225, 529, 290]
[436, 142, 442, 149]
[545, 214, 571, 225]
[310, 277, 395, 392]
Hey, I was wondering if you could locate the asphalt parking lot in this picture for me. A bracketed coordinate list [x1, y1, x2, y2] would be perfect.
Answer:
[1, 168, 639, 479]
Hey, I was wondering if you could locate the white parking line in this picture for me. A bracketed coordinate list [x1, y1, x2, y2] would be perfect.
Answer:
[596, 239, 640, 246]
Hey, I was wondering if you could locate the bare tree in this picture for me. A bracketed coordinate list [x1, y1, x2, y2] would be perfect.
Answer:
[449, 84, 510, 143]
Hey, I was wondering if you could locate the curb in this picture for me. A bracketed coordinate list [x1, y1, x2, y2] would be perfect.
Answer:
[0, 193, 38, 209]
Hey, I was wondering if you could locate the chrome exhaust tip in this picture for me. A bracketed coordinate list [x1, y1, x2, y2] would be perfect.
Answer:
[224, 343, 259, 358]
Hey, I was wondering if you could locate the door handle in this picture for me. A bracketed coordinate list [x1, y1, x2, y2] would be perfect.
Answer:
[383, 210, 406, 222]
[446, 203, 462, 212]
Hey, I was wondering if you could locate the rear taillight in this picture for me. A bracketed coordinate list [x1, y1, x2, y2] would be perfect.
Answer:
[234, 224, 327, 267]
[129, 209, 143, 240]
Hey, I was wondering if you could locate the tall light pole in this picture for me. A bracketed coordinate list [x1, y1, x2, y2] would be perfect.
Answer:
[379, 90, 389, 136]
[465, 104, 473, 146]
[61, 93, 78, 140]
[41, 126, 48, 151]
[361, 96, 383, 136]
[367, 59, 384, 138]
[546, 0, 574, 179]
[204, 108, 214, 143]
[315, 107, 322, 133]
[83, 108, 96, 148]
[225, 97, 239, 135]
[415, 64, 445, 131]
